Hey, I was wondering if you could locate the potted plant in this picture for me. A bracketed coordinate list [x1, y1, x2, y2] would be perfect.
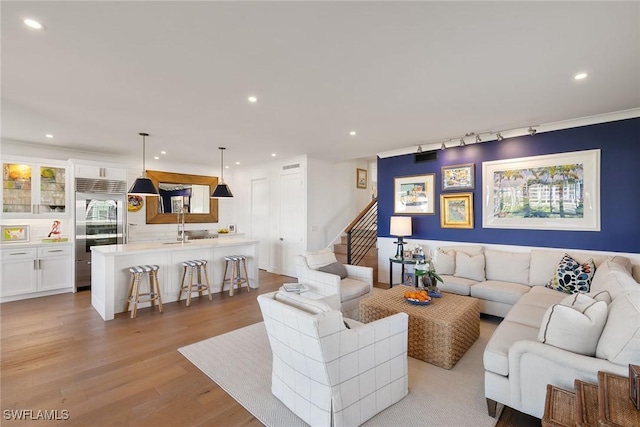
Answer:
[414, 259, 443, 294]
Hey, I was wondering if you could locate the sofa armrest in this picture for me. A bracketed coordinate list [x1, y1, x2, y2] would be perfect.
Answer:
[296, 263, 342, 296]
[344, 264, 373, 287]
[507, 339, 628, 417]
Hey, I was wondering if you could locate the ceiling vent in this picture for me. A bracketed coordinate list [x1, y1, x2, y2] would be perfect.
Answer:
[415, 150, 438, 163]
[282, 163, 300, 170]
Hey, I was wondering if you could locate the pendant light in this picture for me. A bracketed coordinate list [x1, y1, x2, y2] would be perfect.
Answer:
[211, 147, 234, 198]
[128, 132, 159, 196]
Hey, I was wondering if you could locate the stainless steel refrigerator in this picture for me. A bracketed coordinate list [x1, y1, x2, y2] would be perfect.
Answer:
[75, 178, 127, 291]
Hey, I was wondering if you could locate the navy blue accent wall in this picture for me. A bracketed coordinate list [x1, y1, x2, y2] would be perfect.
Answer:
[378, 118, 640, 253]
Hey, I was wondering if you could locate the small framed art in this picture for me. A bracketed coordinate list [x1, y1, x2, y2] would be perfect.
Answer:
[440, 193, 474, 229]
[394, 174, 436, 215]
[228, 224, 236, 233]
[441, 163, 475, 191]
[1, 225, 30, 242]
[357, 168, 368, 189]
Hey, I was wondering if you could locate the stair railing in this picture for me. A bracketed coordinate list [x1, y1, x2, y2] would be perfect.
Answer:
[345, 198, 377, 265]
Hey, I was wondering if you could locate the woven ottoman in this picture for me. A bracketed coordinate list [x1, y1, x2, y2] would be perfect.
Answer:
[359, 286, 480, 369]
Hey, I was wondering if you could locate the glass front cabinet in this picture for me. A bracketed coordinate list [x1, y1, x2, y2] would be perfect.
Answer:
[2, 158, 70, 216]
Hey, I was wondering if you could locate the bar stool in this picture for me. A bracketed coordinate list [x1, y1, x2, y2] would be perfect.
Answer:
[178, 259, 212, 306]
[221, 255, 250, 296]
[126, 265, 163, 318]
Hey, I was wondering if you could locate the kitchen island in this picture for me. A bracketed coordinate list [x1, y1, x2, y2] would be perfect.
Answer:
[91, 238, 259, 321]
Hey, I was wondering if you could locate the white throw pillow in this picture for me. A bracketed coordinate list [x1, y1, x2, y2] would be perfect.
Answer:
[596, 291, 640, 365]
[485, 249, 530, 285]
[433, 248, 455, 275]
[454, 252, 485, 282]
[590, 257, 639, 299]
[586, 290, 612, 305]
[303, 248, 338, 270]
[538, 296, 608, 356]
[529, 250, 566, 286]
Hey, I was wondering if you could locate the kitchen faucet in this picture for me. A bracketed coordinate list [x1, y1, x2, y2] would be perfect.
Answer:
[177, 208, 186, 242]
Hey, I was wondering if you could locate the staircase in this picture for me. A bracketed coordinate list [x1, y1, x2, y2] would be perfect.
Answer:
[334, 198, 378, 282]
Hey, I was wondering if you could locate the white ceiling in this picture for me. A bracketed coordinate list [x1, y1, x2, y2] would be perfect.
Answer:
[2, 1, 639, 170]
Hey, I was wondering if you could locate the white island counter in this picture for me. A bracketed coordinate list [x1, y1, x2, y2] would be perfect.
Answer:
[91, 238, 259, 321]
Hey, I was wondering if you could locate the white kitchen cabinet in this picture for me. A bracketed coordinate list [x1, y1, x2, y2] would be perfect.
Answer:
[2, 157, 70, 217]
[0, 244, 73, 301]
[72, 160, 127, 181]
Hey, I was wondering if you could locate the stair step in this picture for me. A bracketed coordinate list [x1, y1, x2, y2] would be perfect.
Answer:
[334, 244, 377, 257]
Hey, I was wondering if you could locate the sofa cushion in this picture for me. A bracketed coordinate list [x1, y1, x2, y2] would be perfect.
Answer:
[303, 248, 337, 270]
[546, 254, 596, 294]
[529, 250, 566, 286]
[438, 274, 476, 296]
[470, 280, 530, 305]
[518, 286, 568, 309]
[485, 250, 531, 285]
[590, 257, 639, 300]
[433, 248, 455, 275]
[586, 290, 613, 305]
[595, 291, 640, 365]
[440, 245, 484, 256]
[504, 303, 550, 328]
[483, 320, 540, 376]
[455, 252, 486, 282]
[340, 278, 370, 302]
[538, 296, 608, 356]
[318, 262, 348, 279]
[275, 291, 334, 314]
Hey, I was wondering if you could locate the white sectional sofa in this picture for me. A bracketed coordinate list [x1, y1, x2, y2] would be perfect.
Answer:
[431, 245, 640, 419]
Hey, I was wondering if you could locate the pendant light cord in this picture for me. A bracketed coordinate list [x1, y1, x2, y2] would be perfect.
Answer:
[139, 132, 149, 177]
[219, 147, 226, 184]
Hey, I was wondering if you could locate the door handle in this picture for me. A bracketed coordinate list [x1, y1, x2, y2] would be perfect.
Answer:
[279, 238, 284, 241]
[10, 252, 28, 256]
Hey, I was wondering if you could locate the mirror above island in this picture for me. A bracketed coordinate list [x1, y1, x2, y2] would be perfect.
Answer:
[145, 170, 219, 224]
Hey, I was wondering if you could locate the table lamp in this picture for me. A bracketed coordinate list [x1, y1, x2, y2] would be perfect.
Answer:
[390, 216, 412, 259]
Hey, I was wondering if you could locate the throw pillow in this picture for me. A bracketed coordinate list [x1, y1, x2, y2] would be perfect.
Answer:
[433, 248, 455, 275]
[318, 262, 348, 279]
[538, 297, 608, 356]
[454, 252, 485, 282]
[596, 291, 640, 364]
[546, 254, 596, 294]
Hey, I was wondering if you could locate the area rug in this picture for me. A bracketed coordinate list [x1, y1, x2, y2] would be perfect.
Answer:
[179, 318, 501, 427]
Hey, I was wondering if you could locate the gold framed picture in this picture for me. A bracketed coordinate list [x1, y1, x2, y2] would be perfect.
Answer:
[357, 168, 368, 189]
[440, 193, 474, 229]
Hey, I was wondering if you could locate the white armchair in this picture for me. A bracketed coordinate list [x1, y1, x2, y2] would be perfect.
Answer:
[296, 248, 373, 320]
[257, 290, 409, 427]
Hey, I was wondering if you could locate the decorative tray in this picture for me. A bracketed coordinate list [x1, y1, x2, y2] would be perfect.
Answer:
[404, 297, 431, 306]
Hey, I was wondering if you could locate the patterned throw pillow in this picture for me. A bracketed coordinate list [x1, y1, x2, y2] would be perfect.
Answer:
[546, 254, 596, 294]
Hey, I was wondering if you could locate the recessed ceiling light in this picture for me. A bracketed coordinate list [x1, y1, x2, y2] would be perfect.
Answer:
[235, 161, 240, 165]
[45, 134, 53, 138]
[153, 156, 159, 160]
[349, 131, 357, 136]
[160, 151, 167, 155]
[574, 72, 588, 80]
[23, 18, 43, 29]
[271, 153, 277, 157]
[225, 165, 230, 169]
[248, 96, 258, 103]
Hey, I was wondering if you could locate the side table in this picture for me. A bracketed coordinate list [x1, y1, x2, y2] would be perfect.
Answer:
[542, 384, 576, 427]
[388, 257, 416, 287]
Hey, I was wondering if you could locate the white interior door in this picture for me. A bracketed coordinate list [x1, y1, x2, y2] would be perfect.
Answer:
[251, 178, 270, 270]
[279, 172, 305, 278]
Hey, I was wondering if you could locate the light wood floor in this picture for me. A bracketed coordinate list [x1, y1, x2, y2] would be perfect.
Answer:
[1, 270, 540, 426]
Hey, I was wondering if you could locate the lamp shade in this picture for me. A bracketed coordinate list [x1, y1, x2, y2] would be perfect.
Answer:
[390, 216, 412, 237]
[211, 183, 234, 198]
[128, 177, 159, 196]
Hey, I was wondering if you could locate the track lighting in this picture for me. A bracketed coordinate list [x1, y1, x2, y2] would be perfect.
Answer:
[496, 132, 504, 142]
[528, 127, 537, 136]
[459, 138, 466, 147]
[417, 145, 423, 153]
[476, 135, 482, 143]
[441, 142, 446, 150]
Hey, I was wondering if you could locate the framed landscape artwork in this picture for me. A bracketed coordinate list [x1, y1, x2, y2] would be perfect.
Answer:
[482, 149, 600, 231]
[394, 174, 436, 215]
[441, 163, 475, 191]
[440, 193, 474, 229]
